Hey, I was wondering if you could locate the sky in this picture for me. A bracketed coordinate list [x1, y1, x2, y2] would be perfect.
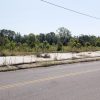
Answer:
[0, 0, 100, 36]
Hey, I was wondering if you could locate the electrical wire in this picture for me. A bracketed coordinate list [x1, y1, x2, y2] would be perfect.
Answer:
[41, 0, 100, 20]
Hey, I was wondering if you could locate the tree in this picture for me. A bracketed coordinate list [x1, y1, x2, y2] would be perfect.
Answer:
[56, 27, 71, 45]
[46, 32, 57, 45]
[57, 42, 63, 51]
[96, 38, 100, 47]
[68, 38, 81, 52]
[27, 33, 36, 48]
[10, 41, 16, 51]
[43, 41, 49, 50]
[38, 33, 45, 43]
[15, 33, 22, 43]
[85, 42, 91, 47]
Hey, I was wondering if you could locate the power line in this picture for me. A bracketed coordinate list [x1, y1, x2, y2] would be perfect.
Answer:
[41, 0, 100, 20]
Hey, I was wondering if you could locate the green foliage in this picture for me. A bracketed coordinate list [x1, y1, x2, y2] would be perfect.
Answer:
[57, 42, 63, 51]
[68, 38, 81, 48]
[56, 27, 72, 45]
[0, 28, 100, 56]
[96, 38, 100, 47]
[85, 42, 91, 47]
[96, 41, 100, 47]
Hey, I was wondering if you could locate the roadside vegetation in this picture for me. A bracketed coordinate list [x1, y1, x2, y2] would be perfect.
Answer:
[0, 27, 100, 56]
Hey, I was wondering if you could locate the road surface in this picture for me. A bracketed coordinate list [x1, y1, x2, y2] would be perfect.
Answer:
[0, 61, 100, 100]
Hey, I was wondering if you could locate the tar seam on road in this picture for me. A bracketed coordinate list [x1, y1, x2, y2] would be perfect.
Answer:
[0, 68, 100, 90]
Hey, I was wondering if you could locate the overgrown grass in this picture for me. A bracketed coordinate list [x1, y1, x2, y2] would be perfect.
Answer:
[0, 46, 100, 56]
[63, 46, 100, 53]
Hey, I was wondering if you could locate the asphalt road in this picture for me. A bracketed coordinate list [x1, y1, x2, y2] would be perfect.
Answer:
[0, 61, 100, 100]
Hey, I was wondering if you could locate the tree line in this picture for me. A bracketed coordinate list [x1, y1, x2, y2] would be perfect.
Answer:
[0, 27, 100, 56]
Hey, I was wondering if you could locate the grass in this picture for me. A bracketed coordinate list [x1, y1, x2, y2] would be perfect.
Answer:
[0, 46, 100, 56]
